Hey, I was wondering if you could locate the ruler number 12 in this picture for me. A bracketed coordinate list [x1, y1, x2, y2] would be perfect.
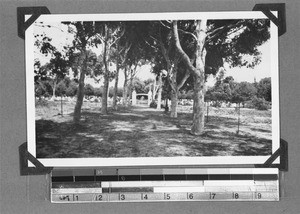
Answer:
[95, 194, 103, 201]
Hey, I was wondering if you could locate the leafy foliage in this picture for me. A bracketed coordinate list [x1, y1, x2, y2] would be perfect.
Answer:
[231, 81, 257, 104]
[250, 96, 270, 110]
[256, 77, 271, 102]
[84, 84, 95, 97]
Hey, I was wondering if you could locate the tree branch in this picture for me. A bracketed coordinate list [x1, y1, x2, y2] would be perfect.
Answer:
[167, 74, 177, 92]
[158, 26, 172, 71]
[177, 71, 190, 90]
[172, 21, 197, 75]
[159, 21, 172, 30]
[178, 28, 198, 41]
[160, 21, 197, 42]
[206, 20, 245, 45]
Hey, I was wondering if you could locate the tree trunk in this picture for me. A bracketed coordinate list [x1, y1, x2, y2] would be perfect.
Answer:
[169, 64, 178, 118]
[128, 68, 134, 100]
[101, 76, 109, 114]
[190, 76, 205, 135]
[152, 78, 157, 101]
[112, 61, 119, 110]
[156, 73, 162, 110]
[190, 20, 207, 135]
[52, 78, 57, 99]
[73, 52, 87, 123]
[206, 102, 209, 123]
[170, 89, 178, 117]
[157, 87, 162, 110]
[101, 26, 109, 114]
[123, 67, 128, 106]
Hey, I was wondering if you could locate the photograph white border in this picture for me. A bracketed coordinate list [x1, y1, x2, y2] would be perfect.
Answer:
[26, 11, 280, 167]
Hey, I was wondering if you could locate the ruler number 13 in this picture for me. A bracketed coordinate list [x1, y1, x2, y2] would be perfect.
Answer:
[120, 194, 126, 200]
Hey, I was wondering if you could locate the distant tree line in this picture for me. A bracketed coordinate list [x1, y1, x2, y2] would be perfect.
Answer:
[204, 76, 271, 110]
[35, 75, 155, 99]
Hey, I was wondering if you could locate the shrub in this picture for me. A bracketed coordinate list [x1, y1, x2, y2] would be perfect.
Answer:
[35, 99, 49, 107]
[149, 101, 157, 108]
[251, 96, 270, 111]
[211, 101, 222, 108]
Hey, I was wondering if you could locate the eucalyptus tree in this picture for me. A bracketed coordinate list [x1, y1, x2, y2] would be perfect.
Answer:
[71, 21, 131, 114]
[171, 19, 270, 135]
[60, 21, 101, 123]
[137, 21, 197, 117]
[118, 21, 151, 106]
[111, 23, 132, 109]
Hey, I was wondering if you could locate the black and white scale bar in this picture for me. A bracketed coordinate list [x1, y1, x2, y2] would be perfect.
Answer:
[51, 191, 279, 202]
[51, 168, 279, 202]
[51, 168, 278, 182]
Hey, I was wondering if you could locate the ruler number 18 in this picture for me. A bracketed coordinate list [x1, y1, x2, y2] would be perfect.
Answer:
[232, 193, 239, 199]
[256, 193, 262, 199]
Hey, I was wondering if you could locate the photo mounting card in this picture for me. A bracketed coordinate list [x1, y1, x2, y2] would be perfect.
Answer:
[25, 11, 280, 167]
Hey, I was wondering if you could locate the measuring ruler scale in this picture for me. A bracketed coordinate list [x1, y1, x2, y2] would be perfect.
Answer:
[50, 168, 279, 203]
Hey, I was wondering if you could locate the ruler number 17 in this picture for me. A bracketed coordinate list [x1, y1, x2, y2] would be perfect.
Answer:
[210, 193, 216, 199]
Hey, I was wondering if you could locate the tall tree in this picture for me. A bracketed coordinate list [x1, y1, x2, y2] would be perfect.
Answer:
[63, 21, 99, 123]
[94, 22, 125, 113]
[143, 21, 196, 117]
[172, 19, 270, 135]
[46, 52, 70, 99]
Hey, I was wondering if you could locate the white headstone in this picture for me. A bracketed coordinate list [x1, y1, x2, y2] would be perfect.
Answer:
[132, 90, 137, 105]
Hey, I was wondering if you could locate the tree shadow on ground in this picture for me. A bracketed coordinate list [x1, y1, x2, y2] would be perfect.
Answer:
[36, 106, 273, 158]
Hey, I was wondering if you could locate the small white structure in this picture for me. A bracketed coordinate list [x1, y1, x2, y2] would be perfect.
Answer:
[132, 90, 137, 105]
[131, 90, 152, 106]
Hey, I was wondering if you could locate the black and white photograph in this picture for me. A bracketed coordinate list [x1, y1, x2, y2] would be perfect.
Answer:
[25, 12, 279, 167]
